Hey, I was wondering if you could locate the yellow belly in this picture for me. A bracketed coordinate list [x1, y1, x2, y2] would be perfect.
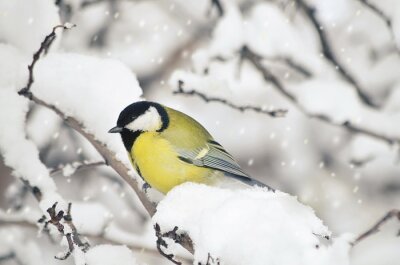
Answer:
[132, 132, 215, 194]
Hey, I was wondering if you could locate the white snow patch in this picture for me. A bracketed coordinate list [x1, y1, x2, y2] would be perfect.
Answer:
[209, 3, 244, 58]
[30, 53, 143, 164]
[71, 202, 113, 235]
[85, 245, 138, 265]
[0, 0, 60, 55]
[153, 183, 352, 265]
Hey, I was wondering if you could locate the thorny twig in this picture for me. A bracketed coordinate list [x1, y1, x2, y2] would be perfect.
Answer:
[174, 81, 287, 118]
[352, 209, 400, 246]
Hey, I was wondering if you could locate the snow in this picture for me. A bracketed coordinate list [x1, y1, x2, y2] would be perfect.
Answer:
[0, 228, 44, 265]
[153, 183, 352, 265]
[387, 2, 400, 50]
[62, 164, 78, 177]
[85, 245, 138, 265]
[244, 3, 325, 74]
[31, 53, 142, 163]
[209, 3, 244, 58]
[0, 87, 62, 212]
[287, 79, 400, 139]
[0, 207, 42, 224]
[312, 0, 355, 25]
[71, 202, 113, 235]
[0, 0, 60, 55]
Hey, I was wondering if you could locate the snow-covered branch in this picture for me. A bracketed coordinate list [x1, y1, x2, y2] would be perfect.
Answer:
[174, 80, 287, 117]
[352, 209, 400, 246]
[18, 24, 75, 98]
[49, 161, 106, 176]
[295, 0, 377, 108]
[16, 25, 155, 216]
[240, 45, 399, 145]
[356, 0, 399, 54]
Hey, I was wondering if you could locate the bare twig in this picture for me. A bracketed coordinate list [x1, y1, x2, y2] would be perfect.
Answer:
[240, 46, 399, 145]
[357, 0, 399, 54]
[212, 54, 313, 78]
[37, 202, 90, 260]
[352, 209, 400, 246]
[154, 223, 193, 265]
[295, 0, 378, 108]
[174, 80, 287, 118]
[50, 161, 106, 175]
[209, 0, 224, 17]
[204, 253, 221, 265]
[18, 24, 75, 98]
[278, 57, 312, 78]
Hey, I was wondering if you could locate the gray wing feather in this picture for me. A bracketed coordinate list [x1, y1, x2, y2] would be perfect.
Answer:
[178, 140, 274, 191]
[178, 140, 246, 176]
[177, 140, 273, 190]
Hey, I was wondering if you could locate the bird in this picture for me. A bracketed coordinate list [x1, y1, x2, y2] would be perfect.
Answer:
[109, 101, 273, 194]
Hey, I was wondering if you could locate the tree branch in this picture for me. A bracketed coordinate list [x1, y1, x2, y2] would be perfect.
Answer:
[357, 0, 399, 54]
[174, 80, 287, 118]
[352, 209, 400, 246]
[154, 223, 194, 265]
[295, 0, 378, 108]
[240, 46, 399, 145]
[0, 217, 192, 264]
[18, 24, 75, 98]
[50, 161, 106, 176]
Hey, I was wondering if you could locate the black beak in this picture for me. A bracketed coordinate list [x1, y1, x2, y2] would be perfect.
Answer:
[108, 126, 123, 133]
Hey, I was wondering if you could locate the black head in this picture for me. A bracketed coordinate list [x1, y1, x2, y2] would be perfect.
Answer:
[109, 101, 169, 150]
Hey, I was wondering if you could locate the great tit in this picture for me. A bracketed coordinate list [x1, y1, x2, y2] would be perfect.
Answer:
[109, 101, 272, 194]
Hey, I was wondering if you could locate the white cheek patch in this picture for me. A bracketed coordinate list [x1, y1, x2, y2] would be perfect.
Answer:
[125, 106, 162, 132]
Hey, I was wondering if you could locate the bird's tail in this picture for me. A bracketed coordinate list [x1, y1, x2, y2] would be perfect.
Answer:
[226, 173, 275, 192]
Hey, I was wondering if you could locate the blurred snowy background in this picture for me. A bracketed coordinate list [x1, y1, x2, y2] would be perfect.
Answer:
[0, 0, 400, 264]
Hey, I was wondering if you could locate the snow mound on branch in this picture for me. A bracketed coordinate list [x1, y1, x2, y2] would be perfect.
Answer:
[153, 183, 352, 265]
[31, 53, 142, 162]
[288, 79, 400, 138]
[85, 245, 138, 265]
[0, 66, 63, 212]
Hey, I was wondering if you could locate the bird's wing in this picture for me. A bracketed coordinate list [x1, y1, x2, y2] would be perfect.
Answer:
[177, 140, 246, 175]
[178, 140, 248, 178]
[177, 140, 272, 189]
